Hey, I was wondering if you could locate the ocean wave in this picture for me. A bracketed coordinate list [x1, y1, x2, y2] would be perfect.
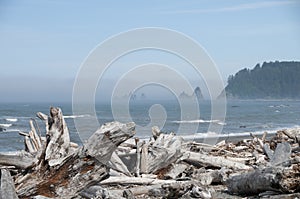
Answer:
[217, 122, 227, 126]
[182, 130, 277, 140]
[4, 128, 21, 132]
[268, 104, 289, 108]
[172, 119, 226, 125]
[0, 128, 20, 133]
[181, 125, 300, 140]
[63, 114, 90, 119]
[0, 124, 12, 128]
[6, 118, 18, 122]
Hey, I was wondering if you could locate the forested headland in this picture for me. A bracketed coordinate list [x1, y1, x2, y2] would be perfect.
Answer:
[225, 61, 300, 99]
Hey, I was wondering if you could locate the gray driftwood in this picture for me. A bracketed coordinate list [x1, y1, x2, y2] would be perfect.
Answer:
[164, 163, 188, 179]
[270, 142, 291, 166]
[99, 176, 178, 186]
[37, 107, 70, 167]
[13, 107, 136, 198]
[109, 152, 132, 176]
[0, 169, 19, 199]
[226, 167, 299, 195]
[28, 119, 42, 152]
[184, 151, 251, 170]
[146, 133, 183, 173]
[85, 121, 135, 164]
[193, 168, 228, 186]
[16, 120, 135, 198]
[152, 126, 161, 140]
[135, 138, 141, 177]
[140, 142, 148, 174]
[0, 151, 37, 169]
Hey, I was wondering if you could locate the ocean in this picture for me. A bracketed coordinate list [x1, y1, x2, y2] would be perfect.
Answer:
[0, 100, 300, 152]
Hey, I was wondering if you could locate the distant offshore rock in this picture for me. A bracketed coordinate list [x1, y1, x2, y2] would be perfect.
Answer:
[179, 86, 204, 100]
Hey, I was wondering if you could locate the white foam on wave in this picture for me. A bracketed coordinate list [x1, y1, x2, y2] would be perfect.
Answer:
[269, 104, 289, 108]
[0, 124, 12, 128]
[6, 118, 18, 122]
[173, 119, 215, 123]
[63, 114, 90, 119]
[172, 119, 226, 125]
[182, 132, 219, 140]
[181, 125, 300, 141]
[182, 130, 276, 140]
[9, 129, 22, 132]
[0, 129, 20, 133]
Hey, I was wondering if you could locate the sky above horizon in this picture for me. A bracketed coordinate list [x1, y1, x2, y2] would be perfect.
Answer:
[0, 0, 300, 102]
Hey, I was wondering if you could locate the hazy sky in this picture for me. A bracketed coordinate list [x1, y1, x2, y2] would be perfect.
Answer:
[0, 0, 300, 102]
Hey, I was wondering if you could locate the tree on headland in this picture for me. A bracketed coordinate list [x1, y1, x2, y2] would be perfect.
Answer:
[225, 61, 300, 99]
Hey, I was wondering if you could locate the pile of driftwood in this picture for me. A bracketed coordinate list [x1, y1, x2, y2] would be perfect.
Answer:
[0, 107, 299, 199]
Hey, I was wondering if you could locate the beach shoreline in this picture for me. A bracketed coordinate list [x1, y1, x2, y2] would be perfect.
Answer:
[0, 106, 299, 198]
[183, 130, 278, 143]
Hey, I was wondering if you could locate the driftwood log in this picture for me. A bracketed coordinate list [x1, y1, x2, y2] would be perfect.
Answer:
[36, 107, 70, 167]
[226, 140, 299, 196]
[0, 107, 300, 198]
[0, 151, 37, 170]
[9, 107, 136, 198]
[227, 167, 300, 195]
[146, 133, 183, 174]
[0, 169, 19, 199]
[184, 151, 251, 170]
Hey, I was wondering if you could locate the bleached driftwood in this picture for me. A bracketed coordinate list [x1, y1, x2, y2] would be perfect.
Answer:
[148, 181, 193, 198]
[28, 119, 42, 151]
[135, 138, 141, 177]
[24, 136, 35, 154]
[146, 133, 183, 173]
[15, 117, 136, 198]
[261, 193, 300, 199]
[19, 123, 42, 154]
[85, 121, 135, 164]
[0, 151, 37, 169]
[80, 185, 147, 199]
[141, 142, 148, 174]
[109, 152, 132, 176]
[99, 176, 184, 186]
[184, 151, 251, 170]
[79, 185, 116, 199]
[263, 143, 274, 159]
[152, 126, 161, 140]
[270, 142, 291, 167]
[281, 129, 297, 140]
[226, 167, 298, 195]
[193, 167, 231, 186]
[122, 185, 162, 196]
[164, 163, 188, 179]
[37, 107, 70, 167]
[184, 141, 217, 152]
[0, 169, 19, 199]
